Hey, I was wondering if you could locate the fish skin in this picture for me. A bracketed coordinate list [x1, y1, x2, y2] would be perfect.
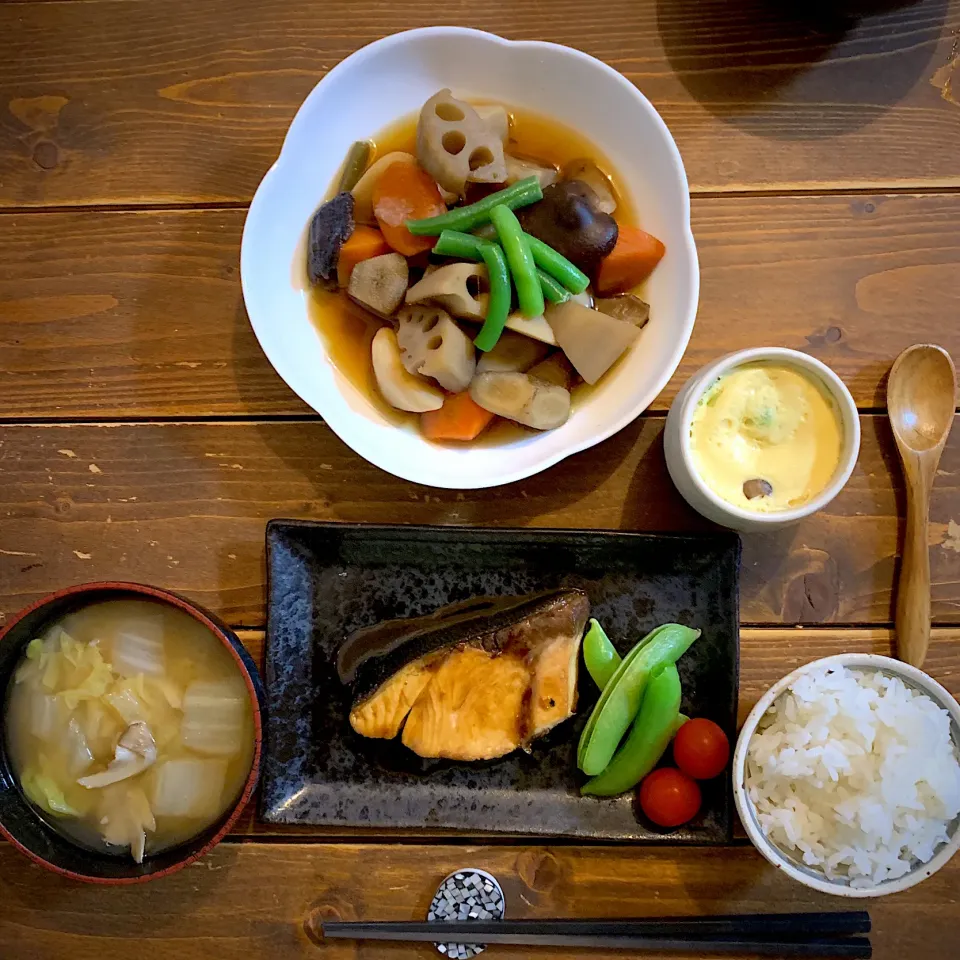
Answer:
[344, 589, 589, 760]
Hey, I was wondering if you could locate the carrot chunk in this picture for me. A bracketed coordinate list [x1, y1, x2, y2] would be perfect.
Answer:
[595, 225, 665, 296]
[373, 161, 446, 256]
[420, 392, 495, 442]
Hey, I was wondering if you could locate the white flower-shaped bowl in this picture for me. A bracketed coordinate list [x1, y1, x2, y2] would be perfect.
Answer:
[241, 27, 699, 488]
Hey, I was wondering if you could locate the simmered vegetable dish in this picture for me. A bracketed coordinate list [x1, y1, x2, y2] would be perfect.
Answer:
[306, 90, 665, 443]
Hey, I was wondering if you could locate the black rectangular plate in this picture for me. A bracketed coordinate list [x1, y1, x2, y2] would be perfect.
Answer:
[262, 521, 740, 842]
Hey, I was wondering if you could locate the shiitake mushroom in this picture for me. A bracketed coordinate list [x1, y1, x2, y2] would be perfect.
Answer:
[517, 180, 618, 276]
[307, 191, 355, 290]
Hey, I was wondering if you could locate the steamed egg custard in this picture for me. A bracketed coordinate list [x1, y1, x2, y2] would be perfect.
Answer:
[689, 362, 843, 513]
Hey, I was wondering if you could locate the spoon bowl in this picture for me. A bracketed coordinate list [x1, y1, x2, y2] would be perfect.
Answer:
[886, 344, 957, 667]
[889, 345, 957, 453]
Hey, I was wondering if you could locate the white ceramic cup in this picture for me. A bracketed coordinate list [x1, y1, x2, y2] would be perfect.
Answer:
[663, 348, 860, 532]
[733, 653, 960, 897]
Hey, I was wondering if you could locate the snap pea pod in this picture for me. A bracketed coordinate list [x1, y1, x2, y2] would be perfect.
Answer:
[577, 623, 700, 776]
[525, 235, 590, 295]
[406, 177, 543, 236]
[336, 140, 372, 193]
[583, 619, 622, 690]
[581, 664, 682, 796]
[490, 205, 544, 319]
[577, 623, 673, 770]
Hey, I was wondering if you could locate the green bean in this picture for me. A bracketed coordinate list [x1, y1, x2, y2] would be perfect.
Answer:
[536, 268, 570, 304]
[525, 234, 590, 295]
[406, 177, 543, 235]
[577, 623, 700, 776]
[432, 230, 489, 262]
[583, 620, 622, 690]
[432, 234, 509, 349]
[435, 231, 569, 307]
[474, 242, 511, 352]
[336, 140, 372, 193]
[490, 205, 543, 319]
[581, 664, 682, 796]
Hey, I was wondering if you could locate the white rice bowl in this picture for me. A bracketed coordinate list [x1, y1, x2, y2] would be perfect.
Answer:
[737, 657, 960, 895]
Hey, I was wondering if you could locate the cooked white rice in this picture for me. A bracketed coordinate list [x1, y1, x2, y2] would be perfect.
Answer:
[745, 665, 960, 887]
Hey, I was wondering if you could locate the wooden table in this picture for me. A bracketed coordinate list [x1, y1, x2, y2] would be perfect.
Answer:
[2, 2, 960, 957]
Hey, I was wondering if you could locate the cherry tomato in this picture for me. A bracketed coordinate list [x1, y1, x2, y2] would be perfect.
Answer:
[638, 768, 701, 827]
[672, 718, 730, 780]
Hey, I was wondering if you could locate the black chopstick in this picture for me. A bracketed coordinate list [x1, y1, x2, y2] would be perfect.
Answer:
[322, 913, 872, 957]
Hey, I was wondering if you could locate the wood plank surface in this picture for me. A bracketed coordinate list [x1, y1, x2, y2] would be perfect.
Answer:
[2, 0, 960, 206]
[3, 193, 960, 419]
[2, 840, 957, 960]
[1, 416, 957, 627]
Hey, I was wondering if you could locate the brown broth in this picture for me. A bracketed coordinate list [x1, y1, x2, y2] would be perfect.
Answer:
[307, 105, 639, 442]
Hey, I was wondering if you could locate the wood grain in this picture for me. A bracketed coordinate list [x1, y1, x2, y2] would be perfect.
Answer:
[2, 0, 959, 206]
[3, 193, 959, 418]
[2, 840, 958, 960]
[0, 416, 957, 627]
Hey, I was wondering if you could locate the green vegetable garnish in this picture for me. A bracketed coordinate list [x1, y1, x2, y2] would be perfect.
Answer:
[582, 619, 622, 690]
[536, 268, 571, 304]
[406, 177, 543, 236]
[524, 235, 590, 295]
[577, 623, 700, 777]
[21, 769, 82, 818]
[581, 664, 682, 796]
[432, 230, 510, 352]
[336, 140, 372, 193]
[490, 204, 544, 319]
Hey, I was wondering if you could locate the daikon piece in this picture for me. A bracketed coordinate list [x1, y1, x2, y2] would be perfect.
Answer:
[112, 617, 166, 677]
[180, 679, 249, 757]
[151, 758, 228, 819]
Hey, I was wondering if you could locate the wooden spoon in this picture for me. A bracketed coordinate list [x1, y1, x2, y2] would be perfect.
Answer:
[887, 344, 957, 666]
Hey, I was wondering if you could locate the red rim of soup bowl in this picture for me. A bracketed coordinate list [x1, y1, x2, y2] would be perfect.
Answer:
[0, 581, 264, 884]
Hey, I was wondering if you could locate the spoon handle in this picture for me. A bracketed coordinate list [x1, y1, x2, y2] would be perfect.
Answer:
[896, 477, 932, 667]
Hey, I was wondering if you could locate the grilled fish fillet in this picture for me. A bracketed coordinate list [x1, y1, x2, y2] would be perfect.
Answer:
[344, 589, 589, 761]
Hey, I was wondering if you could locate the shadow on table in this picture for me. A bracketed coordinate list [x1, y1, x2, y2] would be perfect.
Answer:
[656, 0, 949, 138]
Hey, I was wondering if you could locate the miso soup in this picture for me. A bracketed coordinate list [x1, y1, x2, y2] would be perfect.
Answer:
[4, 599, 255, 862]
